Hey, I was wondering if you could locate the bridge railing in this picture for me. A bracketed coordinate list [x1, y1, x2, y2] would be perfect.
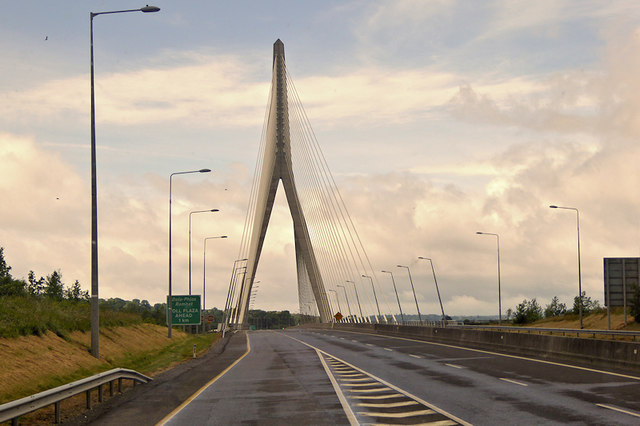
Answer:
[446, 324, 640, 341]
[0, 368, 152, 425]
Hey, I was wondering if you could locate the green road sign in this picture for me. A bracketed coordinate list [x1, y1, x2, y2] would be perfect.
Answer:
[169, 295, 201, 325]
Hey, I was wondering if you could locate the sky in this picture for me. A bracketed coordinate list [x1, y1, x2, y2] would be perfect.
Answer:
[2, 0, 640, 318]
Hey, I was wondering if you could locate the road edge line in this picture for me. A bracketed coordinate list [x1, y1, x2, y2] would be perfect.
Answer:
[315, 349, 359, 426]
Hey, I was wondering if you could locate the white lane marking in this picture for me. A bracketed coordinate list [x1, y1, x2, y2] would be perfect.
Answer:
[157, 332, 251, 425]
[366, 343, 374, 347]
[596, 403, 640, 418]
[409, 354, 422, 359]
[445, 363, 463, 369]
[316, 348, 359, 426]
[384, 347, 393, 351]
[286, 334, 472, 426]
[499, 378, 528, 387]
[333, 330, 640, 382]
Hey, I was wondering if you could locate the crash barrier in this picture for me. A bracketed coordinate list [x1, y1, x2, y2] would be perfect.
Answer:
[0, 368, 152, 425]
[303, 323, 640, 372]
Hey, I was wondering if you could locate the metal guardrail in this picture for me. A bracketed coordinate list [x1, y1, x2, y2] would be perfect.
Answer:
[0, 367, 152, 425]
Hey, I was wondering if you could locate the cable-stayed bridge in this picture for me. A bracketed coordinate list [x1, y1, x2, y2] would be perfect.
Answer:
[222, 40, 396, 328]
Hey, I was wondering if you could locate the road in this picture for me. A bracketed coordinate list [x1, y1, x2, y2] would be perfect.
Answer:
[160, 328, 640, 425]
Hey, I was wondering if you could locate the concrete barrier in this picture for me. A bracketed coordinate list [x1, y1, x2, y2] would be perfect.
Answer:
[301, 323, 640, 372]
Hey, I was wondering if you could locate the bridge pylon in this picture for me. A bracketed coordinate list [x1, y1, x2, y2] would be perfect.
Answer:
[234, 40, 332, 326]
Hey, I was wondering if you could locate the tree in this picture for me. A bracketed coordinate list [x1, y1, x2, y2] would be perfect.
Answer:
[65, 280, 88, 301]
[513, 298, 543, 324]
[27, 271, 45, 296]
[0, 247, 12, 279]
[0, 248, 25, 296]
[544, 296, 567, 318]
[44, 271, 65, 300]
[629, 283, 640, 323]
[572, 291, 601, 315]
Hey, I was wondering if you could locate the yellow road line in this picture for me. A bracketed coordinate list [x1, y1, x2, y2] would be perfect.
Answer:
[357, 401, 419, 408]
[358, 409, 435, 418]
[156, 332, 251, 425]
[596, 403, 640, 418]
[499, 378, 528, 387]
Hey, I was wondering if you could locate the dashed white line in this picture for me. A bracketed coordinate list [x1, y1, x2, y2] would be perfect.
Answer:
[384, 347, 393, 351]
[409, 354, 422, 359]
[500, 377, 528, 387]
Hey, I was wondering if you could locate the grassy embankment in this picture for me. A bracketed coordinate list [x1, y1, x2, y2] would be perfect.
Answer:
[515, 308, 640, 340]
[0, 295, 220, 405]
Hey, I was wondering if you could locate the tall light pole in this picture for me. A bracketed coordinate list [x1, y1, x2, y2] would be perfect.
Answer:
[382, 270, 404, 324]
[550, 205, 583, 329]
[337, 284, 353, 323]
[362, 274, 382, 323]
[329, 289, 342, 320]
[89, 5, 160, 359]
[418, 257, 446, 324]
[476, 231, 502, 325]
[397, 265, 422, 324]
[203, 235, 227, 311]
[168, 168, 211, 338]
[189, 209, 219, 295]
[347, 280, 364, 323]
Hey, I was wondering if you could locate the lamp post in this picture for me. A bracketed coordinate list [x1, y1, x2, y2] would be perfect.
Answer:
[337, 284, 353, 323]
[168, 168, 211, 338]
[397, 265, 422, 324]
[362, 274, 382, 323]
[89, 5, 160, 359]
[347, 280, 365, 323]
[550, 205, 583, 329]
[329, 289, 342, 321]
[203, 235, 227, 311]
[476, 231, 502, 325]
[418, 257, 446, 324]
[382, 270, 404, 324]
[189, 209, 219, 295]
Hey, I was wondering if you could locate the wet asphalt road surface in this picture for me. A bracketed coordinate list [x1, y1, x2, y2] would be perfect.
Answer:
[165, 329, 640, 425]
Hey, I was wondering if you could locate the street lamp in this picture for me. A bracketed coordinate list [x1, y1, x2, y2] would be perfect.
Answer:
[550, 205, 583, 329]
[382, 270, 404, 324]
[89, 4, 160, 359]
[362, 274, 382, 323]
[203, 235, 227, 311]
[347, 280, 365, 323]
[397, 265, 422, 324]
[337, 284, 353, 323]
[476, 231, 502, 325]
[189, 209, 219, 295]
[168, 168, 211, 338]
[418, 257, 446, 324]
